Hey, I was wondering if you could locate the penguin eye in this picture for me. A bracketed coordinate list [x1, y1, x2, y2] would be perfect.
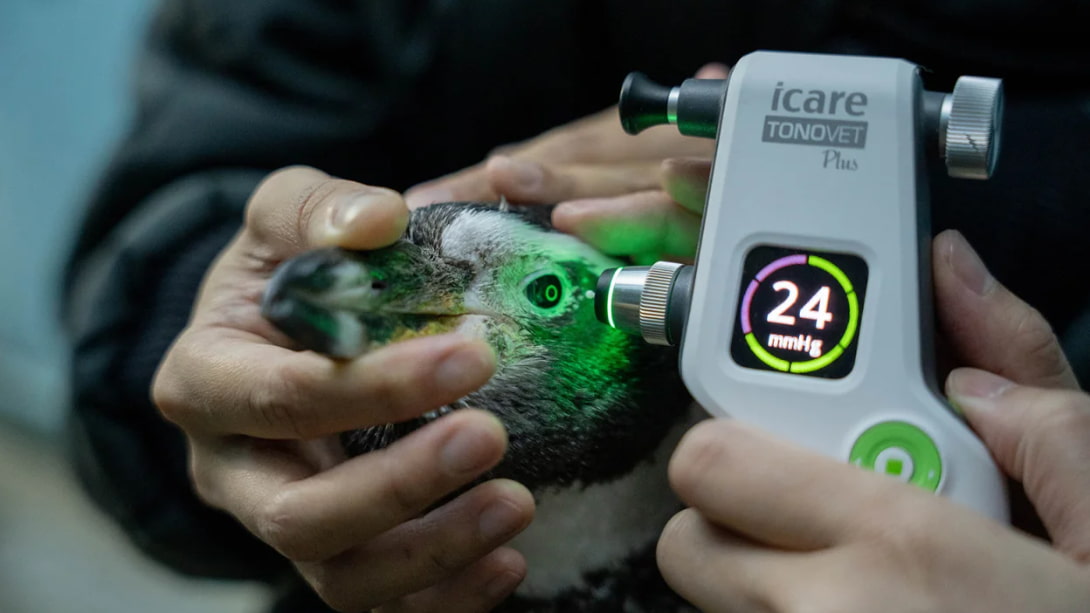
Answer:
[524, 273, 564, 309]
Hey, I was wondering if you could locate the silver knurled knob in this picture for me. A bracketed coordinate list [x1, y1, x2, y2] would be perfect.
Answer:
[639, 261, 684, 346]
[944, 76, 1004, 180]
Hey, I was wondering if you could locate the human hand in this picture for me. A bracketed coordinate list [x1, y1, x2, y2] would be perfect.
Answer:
[404, 64, 727, 264]
[657, 230, 1090, 612]
[152, 166, 535, 612]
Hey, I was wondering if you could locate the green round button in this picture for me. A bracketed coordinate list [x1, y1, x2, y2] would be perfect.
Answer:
[849, 421, 943, 492]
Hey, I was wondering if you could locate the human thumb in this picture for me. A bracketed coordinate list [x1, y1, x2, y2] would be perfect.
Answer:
[244, 166, 409, 256]
[948, 367, 1090, 560]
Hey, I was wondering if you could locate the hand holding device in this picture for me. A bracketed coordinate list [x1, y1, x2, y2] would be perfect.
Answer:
[597, 51, 1008, 520]
[656, 231, 1090, 613]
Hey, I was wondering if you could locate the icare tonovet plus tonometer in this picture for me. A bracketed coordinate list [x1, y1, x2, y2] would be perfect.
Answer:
[596, 51, 1008, 520]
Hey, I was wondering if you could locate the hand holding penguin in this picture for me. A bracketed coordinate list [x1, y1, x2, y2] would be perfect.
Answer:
[149, 65, 726, 609]
[152, 167, 536, 613]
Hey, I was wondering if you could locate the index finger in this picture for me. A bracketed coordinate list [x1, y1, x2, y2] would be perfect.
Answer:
[154, 329, 496, 439]
[668, 419, 936, 550]
[403, 163, 496, 209]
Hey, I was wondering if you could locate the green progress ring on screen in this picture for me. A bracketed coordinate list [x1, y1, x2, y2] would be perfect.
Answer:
[744, 254, 860, 374]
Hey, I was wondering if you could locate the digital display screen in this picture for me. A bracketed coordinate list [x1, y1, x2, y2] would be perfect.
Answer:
[730, 245, 868, 379]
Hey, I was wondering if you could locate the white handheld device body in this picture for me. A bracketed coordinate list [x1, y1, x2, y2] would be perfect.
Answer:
[597, 51, 1008, 521]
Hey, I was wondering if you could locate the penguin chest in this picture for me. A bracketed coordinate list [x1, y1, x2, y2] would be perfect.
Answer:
[499, 405, 703, 613]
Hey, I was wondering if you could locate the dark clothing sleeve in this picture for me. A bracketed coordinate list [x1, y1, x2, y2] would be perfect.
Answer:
[63, 0, 451, 581]
[63, 0, 1090, 592]
[65, 172, 271, 578]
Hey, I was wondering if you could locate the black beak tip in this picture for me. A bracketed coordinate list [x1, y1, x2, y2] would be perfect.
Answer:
[261, 248, 354, 356]
[266, 248, 347, 296]
[260, 293, 347, 357]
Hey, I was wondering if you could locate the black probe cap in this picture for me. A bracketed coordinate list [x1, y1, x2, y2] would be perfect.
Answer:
[619, 72, 672, 135]
[619, 72, 726, 138]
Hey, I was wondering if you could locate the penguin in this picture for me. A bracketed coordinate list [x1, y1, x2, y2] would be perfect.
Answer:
[262, 202, 700, 612]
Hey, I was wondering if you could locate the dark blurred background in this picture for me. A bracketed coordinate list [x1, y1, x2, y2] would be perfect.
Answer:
[0, 2, 269, 610]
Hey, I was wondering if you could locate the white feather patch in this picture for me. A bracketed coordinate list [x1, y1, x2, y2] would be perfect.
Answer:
[329, 311, 365, 357]
[510, 404, 705, 598]
[439, 209, 621, 271]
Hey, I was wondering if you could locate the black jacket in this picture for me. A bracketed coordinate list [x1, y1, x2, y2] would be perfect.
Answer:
[63, 0, 1090, 607]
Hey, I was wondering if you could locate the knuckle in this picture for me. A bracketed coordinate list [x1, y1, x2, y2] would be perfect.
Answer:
[187, 451, 220, 508]
[360, 370, 402, 415]
[374, 451, 431, 516]
[424, 546, 460, 577]
[1028, 392, 1089, 440]
[538, 114, 609, 160]
[356, 351, 440, 417]
[874, 511, 934, 557]
[306, 565, 370, 613]
[151, 365, 186, 425]
[151, 343, 203, 430]
[853, 502, 942, 578]
[246, 166, 318, 223]
[250, 362, 318, 438]
[1018, 390, 1090, 473]
[668, 420, 736, 497]
[1010, 305, 1070, 382]
[255, 489, 318, 561]
[552, 167, 577, 196]
[1037, 391, 1090, 433]
[785, 547, 934, 613]
[293, 178, 344, 239]
[394, 534, 463, 582]
[1011, 302, 1054, 345]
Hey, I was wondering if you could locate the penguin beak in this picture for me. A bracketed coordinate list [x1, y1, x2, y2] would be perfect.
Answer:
[261, 247, 471, 358]
[261, 249, 367, 357]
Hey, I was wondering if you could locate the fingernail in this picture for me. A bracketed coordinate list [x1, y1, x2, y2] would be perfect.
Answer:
[493, 156, 543, 190]
[441, 422, 500, 475]
[947, 368, 1014, 412]
[553, 200, 586, 216]
[435, 341, 496, 391]
[324, 193, 379, 237]
[404, 186, 454, 209]
[479, 498, 526, 541]
[946, 231, 995, 296]
[484, 570, 523, 600]
[551, 199, 599, 225]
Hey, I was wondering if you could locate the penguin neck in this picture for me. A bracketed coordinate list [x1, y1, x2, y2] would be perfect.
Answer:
[509, 403, 704, 599]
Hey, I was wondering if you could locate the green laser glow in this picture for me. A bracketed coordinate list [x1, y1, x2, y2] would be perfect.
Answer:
[523, 273, 565, 310]
[606, 268, 621, 329]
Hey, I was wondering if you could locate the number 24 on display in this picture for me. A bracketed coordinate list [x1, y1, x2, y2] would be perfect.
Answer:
[767, 282, 833, 329]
